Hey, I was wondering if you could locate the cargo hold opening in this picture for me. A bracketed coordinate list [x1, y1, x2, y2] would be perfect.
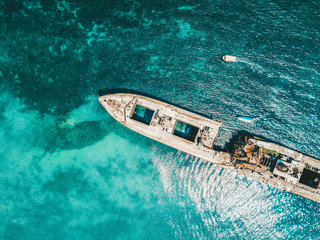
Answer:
[299, 168, 320, 189]
[131, 105, 154, 125]
[173, 121, 199, 142]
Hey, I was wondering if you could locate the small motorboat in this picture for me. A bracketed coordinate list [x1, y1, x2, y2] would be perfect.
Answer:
[222, 55, 236, 62]
[237, 116, 254, 123]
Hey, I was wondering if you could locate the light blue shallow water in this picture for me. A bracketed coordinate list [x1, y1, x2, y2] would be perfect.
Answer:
[1, 0, 320, 239]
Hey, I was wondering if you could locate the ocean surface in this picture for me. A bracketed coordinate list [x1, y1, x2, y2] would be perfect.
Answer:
[1, 0, 320, 239]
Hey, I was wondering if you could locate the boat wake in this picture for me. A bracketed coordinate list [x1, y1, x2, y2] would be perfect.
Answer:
[236, 59, 266, 73]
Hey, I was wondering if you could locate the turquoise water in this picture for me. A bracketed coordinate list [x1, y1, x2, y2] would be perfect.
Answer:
[1, 0, 320, 239]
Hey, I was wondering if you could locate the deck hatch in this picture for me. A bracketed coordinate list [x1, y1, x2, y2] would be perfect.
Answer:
[299, 168, 320, 189]
[131, 105, 154, 125]
[173, 121, 199, 142]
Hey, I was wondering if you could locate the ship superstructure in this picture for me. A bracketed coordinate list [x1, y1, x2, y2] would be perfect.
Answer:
[230, 136, 320, 202]
[99, 92, 320, 203]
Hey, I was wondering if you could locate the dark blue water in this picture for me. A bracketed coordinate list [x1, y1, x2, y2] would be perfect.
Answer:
[1, 0, 320, 239]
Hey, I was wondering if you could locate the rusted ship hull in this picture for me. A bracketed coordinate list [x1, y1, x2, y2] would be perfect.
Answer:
[229, 136, 320, 203]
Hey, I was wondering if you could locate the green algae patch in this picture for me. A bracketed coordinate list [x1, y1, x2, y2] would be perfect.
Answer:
[262, 148, 280, 157]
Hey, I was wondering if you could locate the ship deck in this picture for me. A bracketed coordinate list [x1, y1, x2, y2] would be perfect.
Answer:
[99, 93, 226, 163]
